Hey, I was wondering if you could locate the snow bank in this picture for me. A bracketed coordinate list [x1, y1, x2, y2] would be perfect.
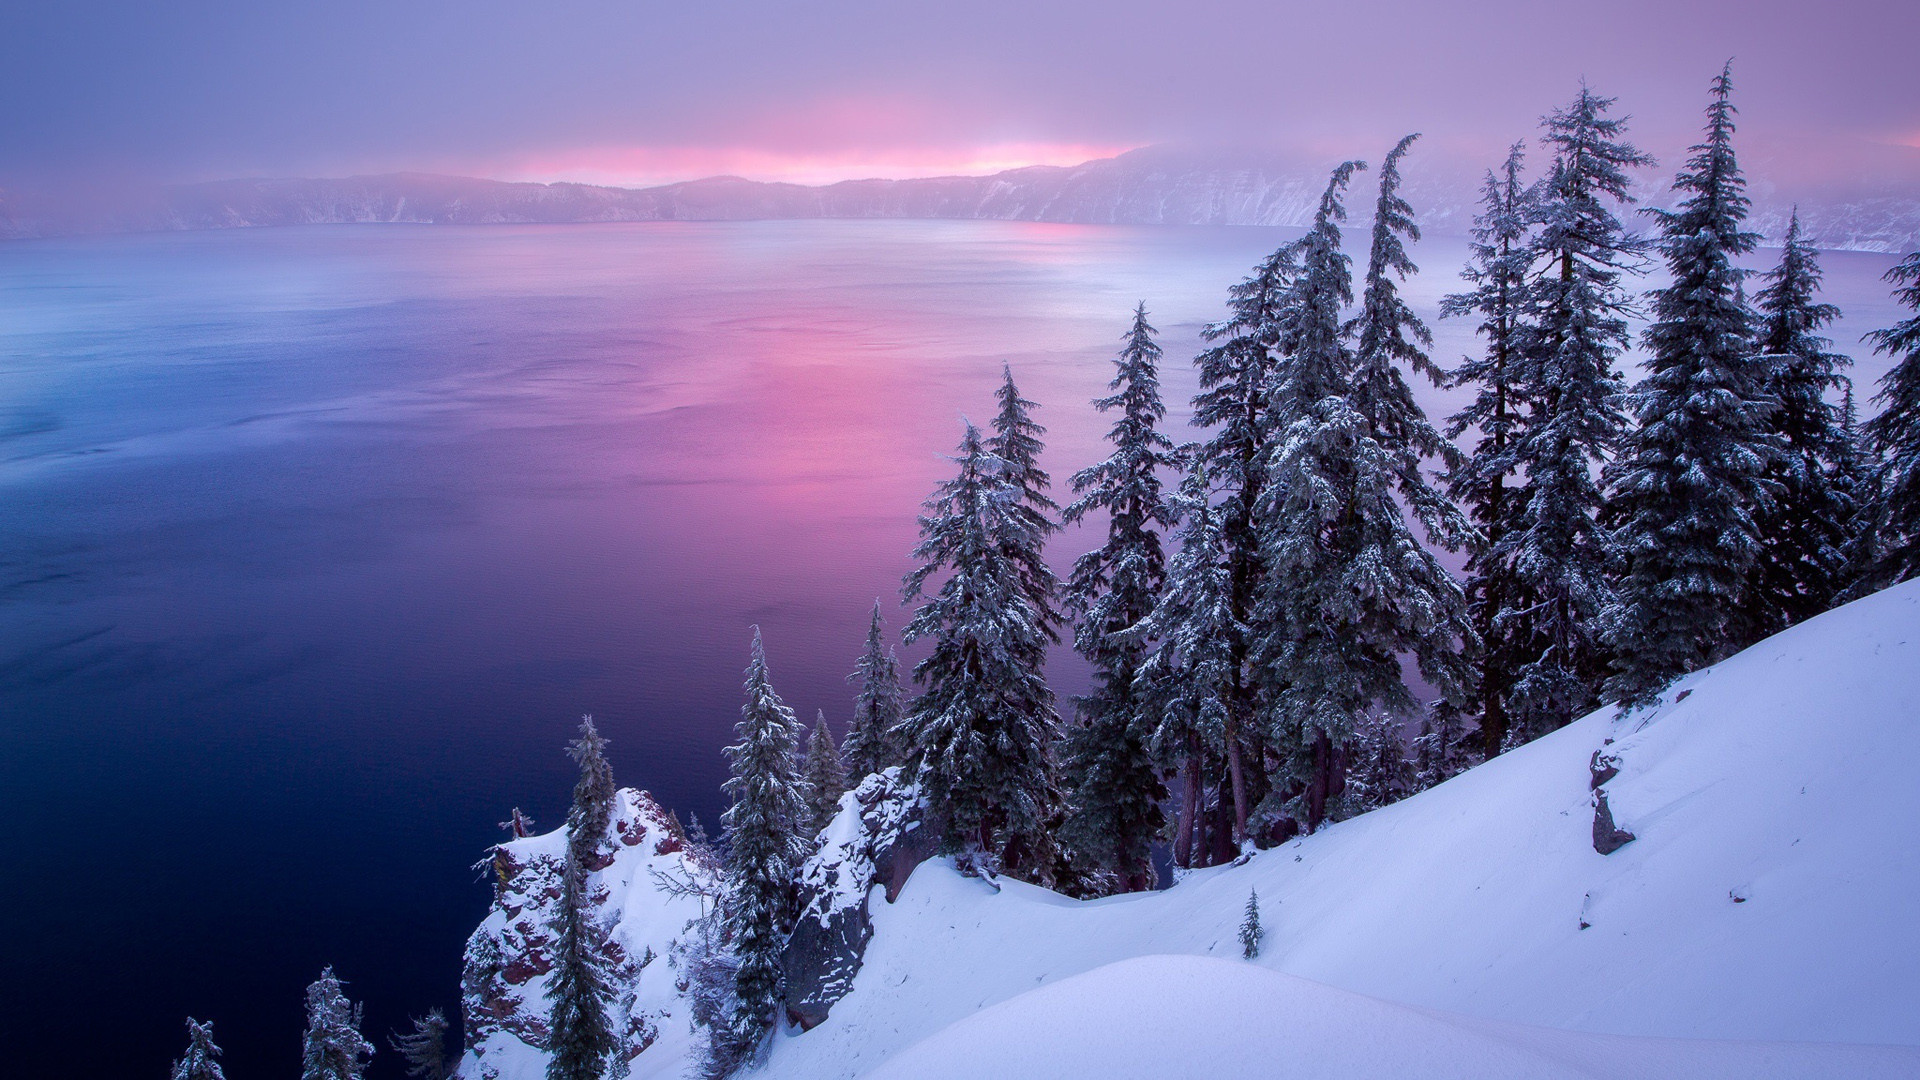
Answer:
[762, 580, 1920, 1078]
[865, 954, 1920, 1080]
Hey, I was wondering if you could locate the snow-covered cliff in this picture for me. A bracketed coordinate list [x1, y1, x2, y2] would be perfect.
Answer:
[458, 789, 717, 1080]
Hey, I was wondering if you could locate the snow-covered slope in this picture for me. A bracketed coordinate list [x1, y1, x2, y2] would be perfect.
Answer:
[762, 580, 1920, 1078]
[864, 956, 1920, 1080]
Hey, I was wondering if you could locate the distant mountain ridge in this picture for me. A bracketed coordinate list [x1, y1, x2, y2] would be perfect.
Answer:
[3, 146, 1915, 251]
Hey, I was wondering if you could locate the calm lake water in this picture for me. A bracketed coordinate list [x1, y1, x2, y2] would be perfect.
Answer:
[0, 220, 1903, 1078]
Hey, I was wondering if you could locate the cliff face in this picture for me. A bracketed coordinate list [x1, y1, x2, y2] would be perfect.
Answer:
[457, 788, 718, 1080]
[6, 145, 1915, 250]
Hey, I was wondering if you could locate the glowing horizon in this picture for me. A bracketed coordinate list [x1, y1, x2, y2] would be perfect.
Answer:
[476, 142, 1142, 190]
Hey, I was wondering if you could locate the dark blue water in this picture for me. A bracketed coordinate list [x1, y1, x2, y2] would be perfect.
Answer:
[0, 221, 1902, 1078]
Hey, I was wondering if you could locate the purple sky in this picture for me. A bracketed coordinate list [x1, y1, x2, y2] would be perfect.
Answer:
[2, 0, 1914, 188]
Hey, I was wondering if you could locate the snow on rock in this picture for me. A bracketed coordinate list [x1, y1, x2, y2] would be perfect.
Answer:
[759, 580, 1920, 1078]
[782, 767, 932, 1031]
[456, 788, 717, 1080]
[862, 954, 1920, 1080]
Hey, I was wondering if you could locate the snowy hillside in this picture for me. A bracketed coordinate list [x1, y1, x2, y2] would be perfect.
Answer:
[451, 580, 1920, 1079]
[758, 580, 1920, 1078]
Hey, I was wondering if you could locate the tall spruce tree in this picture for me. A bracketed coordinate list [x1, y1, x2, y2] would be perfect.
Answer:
[1751, 211, 1859, 631]
[1134, 456, 1248, 866]
[1443, 142, 1538, 758]
[842, 601, 904, 779]
[900, 421, 1064, 881]
[1060, 304, 1177, 890]
[545, 849, 617, 1080]
[1187, 240, 1302, 853]
[719, 628, 810, 1059]
[171, 1018, 227, 1080]
[1254, 154, 1472, 832]
[566, 716, 617, 869]
[301, 968, 374, 1080]
[987, 365, 1064, 645]
[1863, 250, 1920, 585]
[390, 1009, 451, 1080]
[1501, 84, 1651, 739]
[802, 710, 849, 839]
[1604, 64, 1776, 708]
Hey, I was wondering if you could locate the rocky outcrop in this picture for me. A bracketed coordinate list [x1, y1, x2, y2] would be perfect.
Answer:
[783, 767, 933, 1031]
[458, 789, 717, 1080]
[1589, 746, 1636, 855]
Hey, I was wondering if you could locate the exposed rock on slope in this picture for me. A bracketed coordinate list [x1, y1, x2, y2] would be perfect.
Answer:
[458, 788, 716, 1080]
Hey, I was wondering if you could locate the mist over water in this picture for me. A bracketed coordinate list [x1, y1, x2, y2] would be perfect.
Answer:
[0, 220, 1903, 1078]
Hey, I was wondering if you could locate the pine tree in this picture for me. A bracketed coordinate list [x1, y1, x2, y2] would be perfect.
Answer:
[1239, 888, 1264, 959]
[1443, 142, 1538, 758]
[1751, 210, 1859, 632]
[1501, 83, 1652, 738]
[900, 422, 1064, 881]
[1253, 153, 1472, 832]
[1344, 712, 1413, 814]
[171, 1018, 226, 1080]
[987, 365, 1064, 645]
[1410, 706, 1473, 791]
[566, 716, 617, 869]
[1060, 303, 1177, 890]
[1604, 64, 1776, 708]
[1134, 456, 1248, 867]
[1864, 250, 1920, 585]
[678, 902, 744, 1080]
[545, 849, 616, 1080]
[1187, 239, 1302, 855]
[842, 601, 904, 779]
[801, 711, 849, 839]
[301, 967, 374, 1080]
[390, 1008, 450, 1080]
[719, 628, 810, 1058]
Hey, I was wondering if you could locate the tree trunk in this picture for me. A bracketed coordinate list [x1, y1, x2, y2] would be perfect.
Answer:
[1226, 733, 1249, 848]
[1173, 742, 1200, 869]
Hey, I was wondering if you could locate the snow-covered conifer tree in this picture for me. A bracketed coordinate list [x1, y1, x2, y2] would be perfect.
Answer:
[719, 628, 810, 1059]
[1239, 889, 1264, 959]
[1443, 142, 1538, 757]
[301, 967, 374, 1080]
[1863, 250, 1920, 585]
[1134, 457, 1249, 865]
[171, 1018, 226, 1080]
[1186, 240, 1302, 846]
[900, 422, 1063, 882]
[987, 366, 1064, 645]
[801, 710, 848, 840]
[1344, 712, 1414, 814]
[841, 601, 904, 779]
[389, 1008, 450, 1080]
[1501, 84, 1651, 737]
[1750, 211, 1859, 632]
[1060, 303, 1177, 891]
[544, 852, 616, 1080]
[566, 716, 617, 869]
[1254, 154, 1471, 832]
[1604, 64, 1777, 708]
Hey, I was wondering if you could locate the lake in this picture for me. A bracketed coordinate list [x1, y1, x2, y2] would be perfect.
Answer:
[0, 219, 1904, 1078]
